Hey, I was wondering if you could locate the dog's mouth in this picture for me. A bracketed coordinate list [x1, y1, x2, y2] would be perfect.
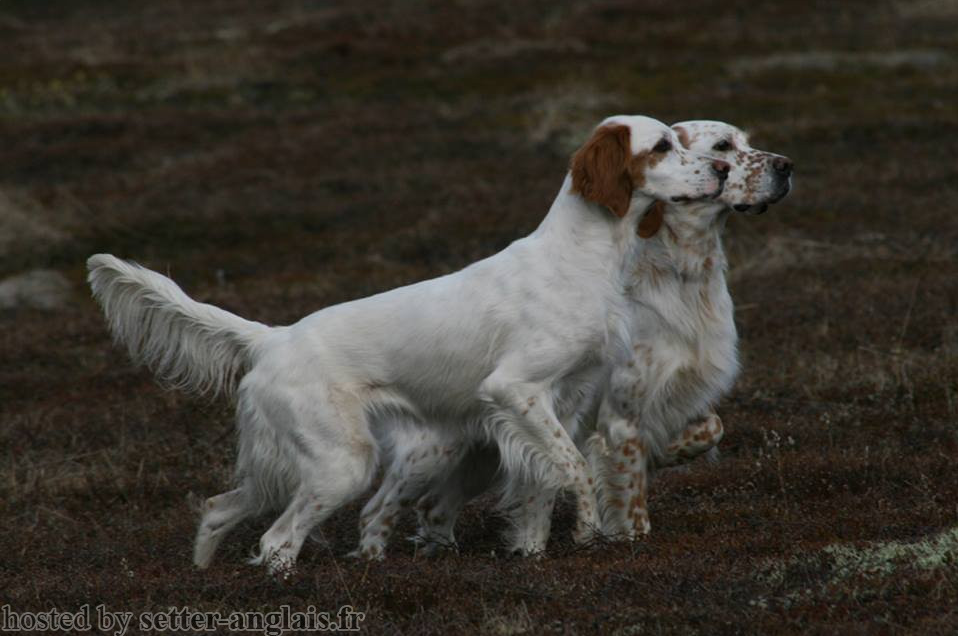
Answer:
[732, 202, 769, 214]
[732, 180, 791, 214]
[769, 181, 791, 203]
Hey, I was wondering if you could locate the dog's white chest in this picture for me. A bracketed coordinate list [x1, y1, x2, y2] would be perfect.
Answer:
[612, 273, 739, 432]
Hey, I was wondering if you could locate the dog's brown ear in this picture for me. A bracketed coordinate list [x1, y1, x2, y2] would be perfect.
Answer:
[673, 125, 691, 149]
[637, 200, 665, 238]
[570, 124, 633, 218]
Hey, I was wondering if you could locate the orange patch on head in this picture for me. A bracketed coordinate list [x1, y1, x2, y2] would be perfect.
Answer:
[570, 124, 634, 218]
[637, 201, 665, 238]
[673, 125, 691, 149]
[628, 149, 666, 189]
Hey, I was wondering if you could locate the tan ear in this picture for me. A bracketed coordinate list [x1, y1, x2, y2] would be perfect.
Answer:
[673, 125, 691, 149]
[637, 200, 665, 238]
[570, 124, 633, 218]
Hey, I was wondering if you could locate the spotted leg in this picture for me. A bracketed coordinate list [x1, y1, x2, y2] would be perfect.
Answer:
[479, 370, 600, 553]
[590, 411, 724, 538]
[352, 430, 468, 560]
[657, 412, 724, 469]
[587, 415, 651, 540]
[412, 443, 500, 555]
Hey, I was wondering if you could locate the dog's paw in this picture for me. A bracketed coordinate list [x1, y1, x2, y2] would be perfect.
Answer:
[346, 545, 385, 561]
[266, 555, 298, 584]
[408, 533, 457, 557]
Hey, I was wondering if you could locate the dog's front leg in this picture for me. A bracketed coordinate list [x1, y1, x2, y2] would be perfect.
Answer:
[479, 372, 600, 551]
[500, 480, 557, 556]
[591, 395, 651, 539]
[657, 412, 724, 468]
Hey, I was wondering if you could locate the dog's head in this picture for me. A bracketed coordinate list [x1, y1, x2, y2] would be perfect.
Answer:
[570, 115, 729, 219]
[672, 120, 792, 214]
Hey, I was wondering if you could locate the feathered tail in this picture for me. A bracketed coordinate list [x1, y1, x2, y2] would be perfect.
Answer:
[87, 254, 271, 398]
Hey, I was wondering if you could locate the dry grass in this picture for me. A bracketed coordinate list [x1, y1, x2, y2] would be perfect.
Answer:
[1, 0, 957, 634]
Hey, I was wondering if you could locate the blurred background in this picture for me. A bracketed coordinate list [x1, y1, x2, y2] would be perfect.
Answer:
[1, 1, 957, 633]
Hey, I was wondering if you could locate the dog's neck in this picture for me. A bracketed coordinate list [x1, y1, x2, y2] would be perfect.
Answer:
[636, 203, 729, 283]
[534, 175, 656, 263]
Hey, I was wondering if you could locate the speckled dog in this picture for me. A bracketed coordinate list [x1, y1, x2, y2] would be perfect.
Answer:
[587, 120, 792, 538]
[357, 121, 792, 556]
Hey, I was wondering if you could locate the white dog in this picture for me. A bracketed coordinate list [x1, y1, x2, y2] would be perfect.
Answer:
[355, 121, 792, 556]
[87, 115, 729, 575]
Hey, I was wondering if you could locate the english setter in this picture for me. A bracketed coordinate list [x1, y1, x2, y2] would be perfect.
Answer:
[356, 120, 792, 557]
[87, 115, 728, 575]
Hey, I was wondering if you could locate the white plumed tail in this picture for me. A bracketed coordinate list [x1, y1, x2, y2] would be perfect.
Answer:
[87, 253, 271, 398]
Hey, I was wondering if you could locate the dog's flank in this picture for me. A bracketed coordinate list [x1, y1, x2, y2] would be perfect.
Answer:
[87, 254, 270, 398]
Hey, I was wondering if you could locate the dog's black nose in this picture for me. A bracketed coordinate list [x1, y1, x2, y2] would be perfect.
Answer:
[711, 159, 730, 178]
[773, 156, 793, 176]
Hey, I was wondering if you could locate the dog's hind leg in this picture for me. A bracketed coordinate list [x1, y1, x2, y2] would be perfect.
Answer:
[250, 490, 304, 577]
[354, 431, 467, 560]
[194, 487, 253, 568]
[255, 459, 374, 578]
[350, 468, 400, 560]
[413, 442, 500, 555]
[252, 392, 377, 578]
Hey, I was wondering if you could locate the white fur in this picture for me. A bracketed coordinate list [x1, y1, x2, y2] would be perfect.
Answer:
[359, 121, 793, 555]
[87, 255, 269, 397]
[87, 115, 725, 574]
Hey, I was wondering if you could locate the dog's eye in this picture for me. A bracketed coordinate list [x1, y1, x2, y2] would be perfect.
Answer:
[712, 140, 733, 151]
[653, 139, 672, 153]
